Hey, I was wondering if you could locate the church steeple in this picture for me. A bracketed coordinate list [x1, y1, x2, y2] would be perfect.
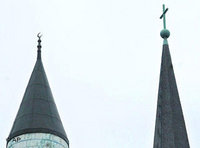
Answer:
[153, 5, 190, 148]
[7, 34, 69, 147]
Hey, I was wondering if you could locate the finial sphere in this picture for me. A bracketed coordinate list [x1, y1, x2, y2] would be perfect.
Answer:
[160, 29, 170, 39]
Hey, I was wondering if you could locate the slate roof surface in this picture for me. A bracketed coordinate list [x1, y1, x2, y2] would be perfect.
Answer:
[7, 49, 69, 145]
[153, 44, 190, 148]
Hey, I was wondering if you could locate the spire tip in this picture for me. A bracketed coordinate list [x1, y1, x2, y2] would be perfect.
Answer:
[37, 33, 42, 59]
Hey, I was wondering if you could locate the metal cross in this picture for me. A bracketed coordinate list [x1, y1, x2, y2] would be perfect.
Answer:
[160, 4, 168, 29]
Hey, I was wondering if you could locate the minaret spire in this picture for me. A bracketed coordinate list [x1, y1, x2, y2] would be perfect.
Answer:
[7, 34, 69, 148]
[153, 5, 190, 148]
[160, 4, 170, 45]
[37, 33, 42, 60]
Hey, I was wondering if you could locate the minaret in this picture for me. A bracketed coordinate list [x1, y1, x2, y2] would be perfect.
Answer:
[153, 5, 190, 148]
[7, 34, 69, 148]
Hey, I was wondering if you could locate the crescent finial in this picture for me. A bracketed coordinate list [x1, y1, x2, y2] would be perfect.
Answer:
[37, 32, 42, 40]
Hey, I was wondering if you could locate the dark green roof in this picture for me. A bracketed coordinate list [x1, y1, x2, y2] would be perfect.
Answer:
[7, 42, 69, 145]
[153, 44, 190, 148]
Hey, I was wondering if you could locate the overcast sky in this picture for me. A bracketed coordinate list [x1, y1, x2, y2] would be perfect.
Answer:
[1, 0, 200, 147]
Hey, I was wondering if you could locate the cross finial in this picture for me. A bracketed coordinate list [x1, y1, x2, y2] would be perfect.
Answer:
[160, 4, 168, 29]
[160, 4, 170, 44]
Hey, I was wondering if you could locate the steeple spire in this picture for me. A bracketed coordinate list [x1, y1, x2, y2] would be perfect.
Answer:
[153, 5, 190, 148]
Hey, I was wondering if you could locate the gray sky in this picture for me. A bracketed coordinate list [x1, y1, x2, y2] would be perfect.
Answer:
[1, 0, 200, 147]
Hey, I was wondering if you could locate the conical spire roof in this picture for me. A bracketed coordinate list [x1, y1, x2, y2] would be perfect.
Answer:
[153, 5, 190, 146]
[153, 44, 190, 148]
[7, 35, 69, 145]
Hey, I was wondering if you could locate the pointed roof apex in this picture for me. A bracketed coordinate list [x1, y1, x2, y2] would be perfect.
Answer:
[7, 34, 69, 145]
[160, 4, 170, 45]
[37, 33, 42, 60]
[153, 44, 190, 148]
